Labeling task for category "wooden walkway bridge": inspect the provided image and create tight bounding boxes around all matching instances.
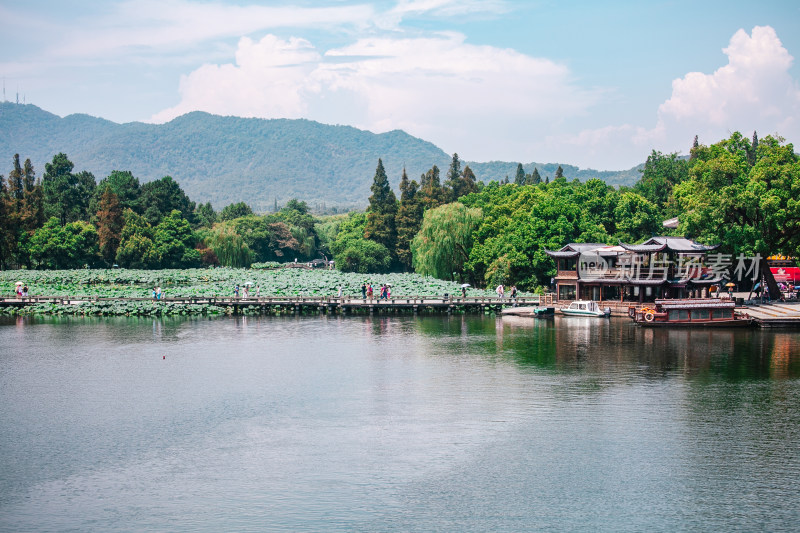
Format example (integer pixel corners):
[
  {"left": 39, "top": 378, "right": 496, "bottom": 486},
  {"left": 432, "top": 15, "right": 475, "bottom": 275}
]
[{"left": 0, "top": 294, "right": 556, "bottom": 315}]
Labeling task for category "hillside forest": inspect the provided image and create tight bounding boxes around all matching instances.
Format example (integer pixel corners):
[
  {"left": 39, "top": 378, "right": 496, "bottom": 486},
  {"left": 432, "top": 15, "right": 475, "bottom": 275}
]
[{"left": 0, "top": 131, "right": 797, "bottom": 291}]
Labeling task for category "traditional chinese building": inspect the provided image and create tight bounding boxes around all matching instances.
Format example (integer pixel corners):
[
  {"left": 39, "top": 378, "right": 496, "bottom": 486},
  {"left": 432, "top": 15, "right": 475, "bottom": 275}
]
[{"left": 546, "top": 236, "right": 725, "bottom": 302}]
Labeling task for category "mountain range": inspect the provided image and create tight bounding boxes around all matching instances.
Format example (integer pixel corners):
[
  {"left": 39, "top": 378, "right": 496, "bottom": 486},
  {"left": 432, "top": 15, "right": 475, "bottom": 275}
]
[{"left": 0, "top": 102, "right": 642, "bottom": 212}]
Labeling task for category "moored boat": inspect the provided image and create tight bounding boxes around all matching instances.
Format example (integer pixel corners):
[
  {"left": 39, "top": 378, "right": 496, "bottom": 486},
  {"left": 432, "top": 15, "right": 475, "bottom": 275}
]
[
  {"left": 560, "top": 300, "right": 611, "bottom": 317},
  {"left": 629, "top": 299, "right": 753, "bottom": 327}
]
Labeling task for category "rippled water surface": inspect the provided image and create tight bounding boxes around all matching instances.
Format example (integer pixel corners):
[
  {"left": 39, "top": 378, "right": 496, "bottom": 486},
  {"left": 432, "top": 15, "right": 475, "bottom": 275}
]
[{"left": 1, "top": 314, "right": 799, "bottom": 532}]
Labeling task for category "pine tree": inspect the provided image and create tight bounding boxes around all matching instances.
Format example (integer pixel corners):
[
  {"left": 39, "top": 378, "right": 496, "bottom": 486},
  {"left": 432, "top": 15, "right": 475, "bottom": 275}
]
[
  {"left": 690, "top": 135, "right": 700, "bottom": 160},
  {"left": 445, "top": 153, "right": 461, "bottom": 187},
  {"left": 452, "top": 165, "right": 479, "bottom": 199},
  {"left": 419, "top": 165, "right": 446, "bottom": 209},
  {"left": 8, "top": 154, "right": 24, "bottom": 206},
  {"left": 21, "top": 177, "right": 44, "bottom": 232},
  {"left": 395, "top": 168, "right": 423, "bottom": 271},
  {"left": 531, "top": 167, "right": 542, "bottom": 185},
  {"left": 514, "top": 163, "right": 526, "bottom": 185},
  {"left": 364, "top": 159, "right": 398, "bottom": 258},
  {"left": 749, "top": 131, "right": 759, "bottom": 166},
  {"left": 555, "top": 165, "right": 564, "bottom": 179},
  {"left": 0, "top": 172, "right": 14, "bottom": 269}
]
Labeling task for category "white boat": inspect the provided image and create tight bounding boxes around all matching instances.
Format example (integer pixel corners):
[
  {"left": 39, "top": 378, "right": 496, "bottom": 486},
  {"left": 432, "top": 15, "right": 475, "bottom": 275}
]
[{"left": 560, "top": 300, "right": 611, "bottom": 317}]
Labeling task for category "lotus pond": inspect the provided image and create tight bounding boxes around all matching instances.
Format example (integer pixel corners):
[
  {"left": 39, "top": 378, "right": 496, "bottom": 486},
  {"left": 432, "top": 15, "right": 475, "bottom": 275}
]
[{"left": 0, "top": 268, "right": 513, "bottom": 316}]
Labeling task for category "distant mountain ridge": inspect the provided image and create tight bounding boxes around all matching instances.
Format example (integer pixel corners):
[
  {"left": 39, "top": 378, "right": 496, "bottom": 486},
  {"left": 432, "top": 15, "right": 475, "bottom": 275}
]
[{"left": 0, "top": 102, "right": 642, "bottom": 211}]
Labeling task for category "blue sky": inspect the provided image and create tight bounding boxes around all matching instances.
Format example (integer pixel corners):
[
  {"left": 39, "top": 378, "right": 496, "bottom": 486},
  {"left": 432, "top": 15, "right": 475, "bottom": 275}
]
[{"left": 2, "top": 0, "right": 799, "bottom": 169}]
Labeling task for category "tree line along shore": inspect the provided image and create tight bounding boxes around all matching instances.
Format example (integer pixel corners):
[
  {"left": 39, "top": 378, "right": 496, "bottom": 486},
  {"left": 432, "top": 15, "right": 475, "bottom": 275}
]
[{"left": 1, "top": 131, "right": 797, "bottom": 293}]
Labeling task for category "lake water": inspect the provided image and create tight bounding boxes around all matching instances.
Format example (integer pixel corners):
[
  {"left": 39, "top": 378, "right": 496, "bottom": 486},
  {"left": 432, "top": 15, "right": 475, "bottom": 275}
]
[{"left": 1, "top": 314, "right": 799, "bottom": 532}]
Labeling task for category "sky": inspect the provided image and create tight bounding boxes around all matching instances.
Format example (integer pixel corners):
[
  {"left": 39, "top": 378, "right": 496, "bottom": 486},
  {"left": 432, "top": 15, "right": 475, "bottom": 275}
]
[{"left": 2, "top": 0, "right": 799, "bottom": 170}]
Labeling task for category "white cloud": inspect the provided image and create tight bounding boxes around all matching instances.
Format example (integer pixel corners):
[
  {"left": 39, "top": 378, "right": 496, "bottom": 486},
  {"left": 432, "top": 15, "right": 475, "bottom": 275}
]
[
  {"left": 47, "top": 0, "right": 375, "bottom": 62},
  {"left": 151, "top": 35, "right": 321, "bottom": 121},
  {"left": 151, "top": 30, "right": 600, "bottom": 162},
  {"left": 546, "top": 26, "right": 800, "bottom": 169}
]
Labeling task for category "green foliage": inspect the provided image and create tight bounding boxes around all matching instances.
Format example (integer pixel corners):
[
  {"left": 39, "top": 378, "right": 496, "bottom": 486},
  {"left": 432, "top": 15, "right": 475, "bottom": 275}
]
[
  {"left": 613, "top": 191, "right": 660, "bottom": 243},
  {"left": 195, "top": 201, "right": 217, "bottom": 227},
  {"left": 395, "top": 169, "right": 423, "bottom": 271},
  {"left": 152, "top": 210, "right": 200, "bottom": 268},
  {"left": 115, "top": 209, "right": 158, "bottom": 269},
  {"left": 364, "top": 159, "right": 398, "bottom": 258},
  {"left": 201, "top": 223, "right": 251, "bottom": 267},
  {"left": 96, "top": 188, "right": 124, "bottom": 265},
  {"left": 96, "top": 170, "right": 142, "bottom": 213},
  {"left": 675, "top": 132, "right": 800, "bottom": 257},
  {"left": 335, "top": 237, "right": 391, "bottom": 273},
  {"left": 141, "top": 175, "right": 196, "bottom": 226},
  {"left": 42, "top": 153, "right": 96, "bottom": 225},
  {"left": 460, "top": 179, "right": 629, "bottom": 289},
  {"left": 634, "top": 150, "right": 689, "bottom": 217},
  {"left": 220, "top": 201, "right": 253, "bottom": 221},
  {"left": 332, "top": 211, "right": 391, "bottom": 273},
  {"left": 28, "top": 218, "right": 100, "bottom": 269},
  {"left": 411, "top": 203, "right": 482, "bottom": 281}
]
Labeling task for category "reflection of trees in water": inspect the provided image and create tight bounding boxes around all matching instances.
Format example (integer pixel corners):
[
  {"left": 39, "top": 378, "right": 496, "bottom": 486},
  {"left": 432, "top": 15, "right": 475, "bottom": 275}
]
[{"left": 499, "top": 316, "right": 800, "bottom": 382}]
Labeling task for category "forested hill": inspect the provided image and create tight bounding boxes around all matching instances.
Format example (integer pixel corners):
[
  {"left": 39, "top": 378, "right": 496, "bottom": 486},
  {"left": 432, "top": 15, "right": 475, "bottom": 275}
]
[{"left": 0, "top": 102, "right": 641, "bottom": 210}]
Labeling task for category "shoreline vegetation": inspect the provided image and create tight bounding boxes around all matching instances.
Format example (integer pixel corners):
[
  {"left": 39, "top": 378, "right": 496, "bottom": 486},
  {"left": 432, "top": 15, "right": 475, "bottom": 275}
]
[
  {"left": 1, "top": 131, "right": 798, "bottom": 301},
  {"left": 0, "top": 267, "right": 508, "bottom": 317}
]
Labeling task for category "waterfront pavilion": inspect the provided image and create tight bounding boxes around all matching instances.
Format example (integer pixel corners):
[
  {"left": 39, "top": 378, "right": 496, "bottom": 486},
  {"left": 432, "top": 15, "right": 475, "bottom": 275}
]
[{"left": 546, "top": 237, "right": 724, "bottom": 303}]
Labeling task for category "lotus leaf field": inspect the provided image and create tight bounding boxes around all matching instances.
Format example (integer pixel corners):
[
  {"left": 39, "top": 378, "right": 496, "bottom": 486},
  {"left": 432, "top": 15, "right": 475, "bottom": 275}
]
[{"left": 0, "top": 268, "right": 512, "bottom": 317}]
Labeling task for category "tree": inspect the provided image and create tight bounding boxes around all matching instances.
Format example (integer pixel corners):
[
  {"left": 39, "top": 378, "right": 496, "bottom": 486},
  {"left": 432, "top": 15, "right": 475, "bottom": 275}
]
[
  {"left": 363, "top": 159, "right": 397, "bottom": 260},
  {"left": 443, "top": 153, "right": 462, "bottom": 200},
  {"left": 411, "top": 202, "right": 482, "bottom": 281},
  {"left": 40, "top": 153, "right": 96, "bottom": 225},
  {"left": 633, "top": 150, "right": 689, "bottom": 216},
  {"left": 335, "top": 237, "right": 391, "bottom": 273},
  {"left": 419, "top": 165, "right": 447, "bottom": 209},
  {"left": 675, "top": 132, "right": 800, "bottom": 297},
  {"left": 96, "top": 170, "right": 142, "bottom": 213},
  {"left": 331, "top": 212, "right": 391, "bottom": 273},
  {"left": 20, "top": 158, "right": 44, "bottom": 231},
  {"left": 220, "top": 201, "right": 254, "bottom": 221},
  {"left": 195, "top": 202, "right": 217, "bottom": 227},
  {"left": 749, "top": 131, "right": 759, "bottom": 167},
  {"left": 395, "top": 168, "right": 423, "bottom": 271},
  {"left": 531, "top": 168, "right": 542, "bottom": 185},
  {"left": 115, "top": 209, "right": 158, "bottom": 269},
  {"left": 0, "top": 172, "right": 14, "bottom": 268},
  {"left": 514, "top": 163, "right": 526, "bottom": 185},
  {"left": 28, "top": 218, "right": 100, "bottom": 269},
  {"left": 452, "top": 165, "right": 479, "bottom": 199},
  {"left": 613, "top": 192, "right": 660, "bottom": 243},
  {"left": 204, "top": 223, "right": 253, "bottom": 267},
  {"left": 141, "top": 176, "right": 196, "bottom": 226},
  {"left": 554, "top": 165, "right": 564, "bottom": 179},
  {"left": 96, "top": 187, "right": 124, "bottom": 265},
  {"left": 152, "top": 210, "right": 200, "bottom": 268},
  {"left": 7, "top": 154, "right": 24, "bottom": 208}
]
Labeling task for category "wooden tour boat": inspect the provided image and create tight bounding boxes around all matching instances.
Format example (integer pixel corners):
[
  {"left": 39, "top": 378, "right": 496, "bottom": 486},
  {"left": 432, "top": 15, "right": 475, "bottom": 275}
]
[{"left": 629, "top": 299, "right": 753, "bottom": 327}]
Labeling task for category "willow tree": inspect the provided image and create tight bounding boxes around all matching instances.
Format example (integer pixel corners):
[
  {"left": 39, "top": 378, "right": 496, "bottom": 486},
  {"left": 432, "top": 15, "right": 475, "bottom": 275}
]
[
  {"left": 411, "top": 202, "right": 482, "bottom": 281},
  {"left": 206, "top": 223, "right": 253, "bottom": 268}
]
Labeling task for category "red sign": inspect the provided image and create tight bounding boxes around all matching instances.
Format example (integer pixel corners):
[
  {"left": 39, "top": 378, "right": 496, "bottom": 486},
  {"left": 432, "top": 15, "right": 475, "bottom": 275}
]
[{"left": 771, "top": 267, "right": 800, "bottom": 285}]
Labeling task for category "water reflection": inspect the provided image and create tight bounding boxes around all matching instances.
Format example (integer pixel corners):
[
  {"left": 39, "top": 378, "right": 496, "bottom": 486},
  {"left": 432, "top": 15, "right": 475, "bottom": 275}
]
[{"left": 496, "top": 315, "right": 800, "bottom": 381}]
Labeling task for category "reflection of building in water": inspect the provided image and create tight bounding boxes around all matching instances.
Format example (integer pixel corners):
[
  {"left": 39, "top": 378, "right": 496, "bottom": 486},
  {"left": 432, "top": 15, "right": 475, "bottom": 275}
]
[{"left": 768, "top": 333, "right": 800, "bottom": 379}]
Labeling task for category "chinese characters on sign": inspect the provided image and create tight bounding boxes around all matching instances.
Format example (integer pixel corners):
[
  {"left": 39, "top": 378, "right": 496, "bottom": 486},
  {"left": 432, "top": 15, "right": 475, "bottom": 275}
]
[{"left": 578, "top": 253, "right": 762, "bottom": 282}]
